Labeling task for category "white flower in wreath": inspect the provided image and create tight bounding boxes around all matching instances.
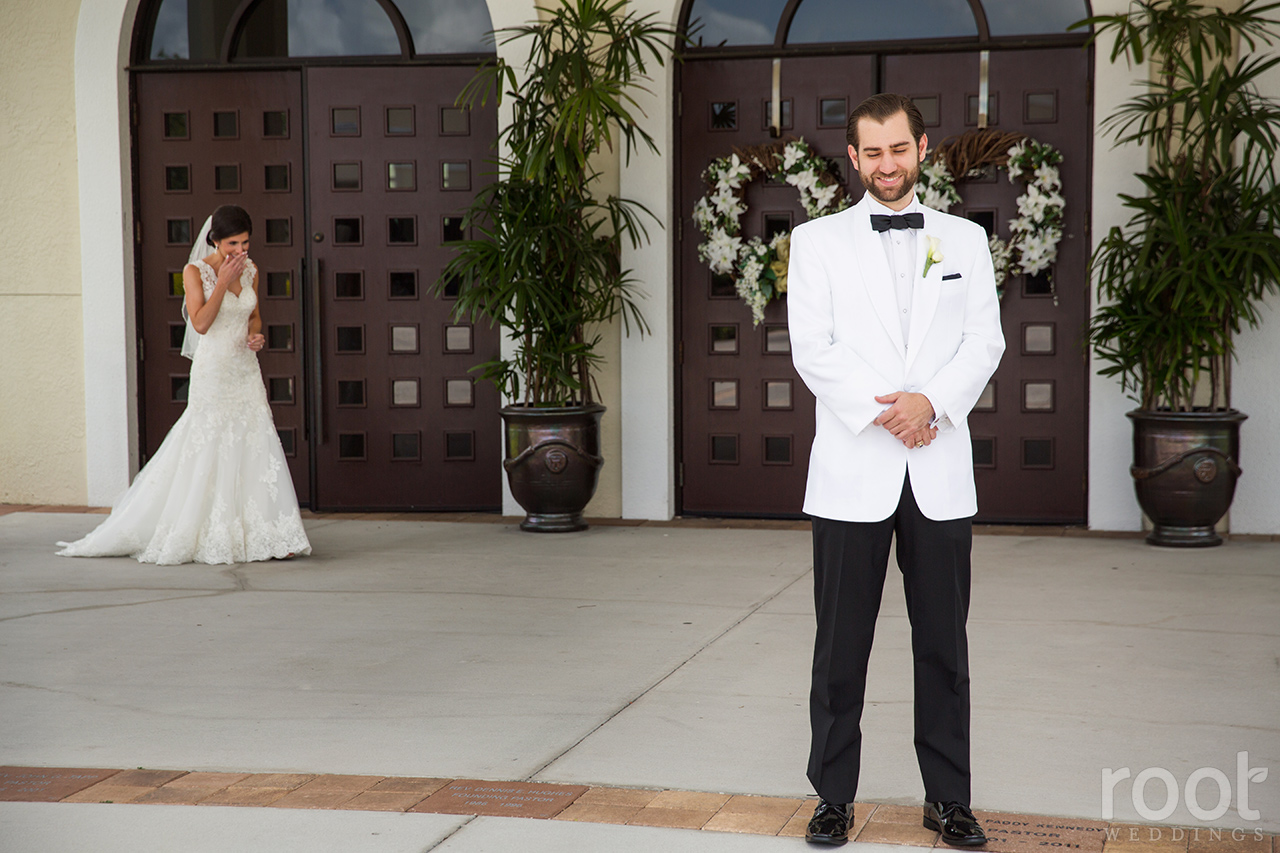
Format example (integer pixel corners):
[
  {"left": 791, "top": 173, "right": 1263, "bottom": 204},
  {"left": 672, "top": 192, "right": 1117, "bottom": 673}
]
[
  {"left": 782, "top": 143, "right": 807, "bottom": 171},
  {"left": 1024, "top": 185, "right": 1065, "bottom": 226},
  {"left": 787, "top": 169, "right": 818, "bottom": 194},
  {"left": 692, "top": 196, "right": 715, "bottom": 232},
  {"left": 1016, "top": 184, "right": 1051, "bottom": 221},
  {"left": 710, "top": 185, "right": 735, "bottom": 213},
  {"left": 810, "top": 182, "right": 840, "bottom": 211},
  {"left": 702, "top": 231, "right": 743, "bottom": 274},
  {"left": 1034, "top": 163, "right": 1061, "bottom": 189},
  {"left": 917, "top": 185, "right": 949, "bottom": 213},
  {"left": 917, "top": 159, "right": 960, "bottom": 211},
  {"left": 1018, "top": 230, "right": 1060, "bottom": 276},
  {"left": 721, "top": 154, "right": 752, "bottom": 189},
  {"left": 1006, "top": 142, "right": 1028, "bottom": 180},
  {"left": 737, "top": 250, "right": 770, "bottom": 325},
  {"left": 989, "top": 234, "right": 1013, "bottom": 291}
]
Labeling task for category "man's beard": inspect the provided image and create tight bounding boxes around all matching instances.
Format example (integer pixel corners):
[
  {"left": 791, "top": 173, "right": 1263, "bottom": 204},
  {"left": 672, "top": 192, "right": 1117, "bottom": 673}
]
[{"left": 859, "top": 160, "right": 920, "bottom": 204}]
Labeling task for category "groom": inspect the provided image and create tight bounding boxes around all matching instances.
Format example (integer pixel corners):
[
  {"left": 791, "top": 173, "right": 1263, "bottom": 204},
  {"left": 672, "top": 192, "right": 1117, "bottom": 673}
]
[{"left": 787, "top": 94, "right": 1005, "bottom": 846}]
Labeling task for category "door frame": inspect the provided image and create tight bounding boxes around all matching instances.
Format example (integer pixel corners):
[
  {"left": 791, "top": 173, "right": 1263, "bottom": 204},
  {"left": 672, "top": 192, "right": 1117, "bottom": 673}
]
[
  {"left": 670, "top": 3, "right": 1097, "bottom": 519},
  {"left": 67, "top": 0, "right": 539, "bottom": 507}
]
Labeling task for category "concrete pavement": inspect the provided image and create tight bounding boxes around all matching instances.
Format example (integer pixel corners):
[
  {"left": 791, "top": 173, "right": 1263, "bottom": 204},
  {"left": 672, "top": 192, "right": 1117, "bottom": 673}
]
[{"left": 1, "top": 510, "right": 1277, "bottom": 850}]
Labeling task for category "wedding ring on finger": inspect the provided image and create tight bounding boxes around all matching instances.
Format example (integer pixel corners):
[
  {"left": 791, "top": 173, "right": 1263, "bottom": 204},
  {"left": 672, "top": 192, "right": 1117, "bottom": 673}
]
[{"left": 915, "top": 441, "right": 925, "bottom": 448}]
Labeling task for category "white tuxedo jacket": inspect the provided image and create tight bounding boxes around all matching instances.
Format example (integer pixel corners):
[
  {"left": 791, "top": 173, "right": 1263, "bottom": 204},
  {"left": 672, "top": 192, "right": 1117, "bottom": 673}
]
[{"left": 788, "top": 195, "right": 1005, "bottom": 522}]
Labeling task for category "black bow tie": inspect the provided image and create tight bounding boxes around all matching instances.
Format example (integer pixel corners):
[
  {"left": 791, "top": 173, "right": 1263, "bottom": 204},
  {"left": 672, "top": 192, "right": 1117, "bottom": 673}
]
[{"left": 870, "top": 212, "right": 925, "bottom": 232}]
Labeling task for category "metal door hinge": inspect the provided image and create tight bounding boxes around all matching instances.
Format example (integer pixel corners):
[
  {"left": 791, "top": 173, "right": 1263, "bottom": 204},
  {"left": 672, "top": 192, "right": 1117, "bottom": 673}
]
[
  {"left": 135, "top": 220, "right": 142, "bottom": 244},
  {"left": 137, "top": 337, "right": 145, "bottom": 362},
  {"left": 131, "top": 102, "right": 139, "bottom": 127},
  {"left": 678, "top": 462, "right": 684, "bottom": 488},
  {"left": 677, "top": 92, "right": 682, "bottom": 118},
  {"left": 678, "top": 341, "right": 684, "bottom": 365}
]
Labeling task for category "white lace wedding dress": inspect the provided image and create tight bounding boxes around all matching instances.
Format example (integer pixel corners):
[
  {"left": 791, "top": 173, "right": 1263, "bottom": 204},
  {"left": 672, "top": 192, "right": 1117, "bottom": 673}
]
[{"left": 58, "top": 259, "right": 311, "bottom": 565}]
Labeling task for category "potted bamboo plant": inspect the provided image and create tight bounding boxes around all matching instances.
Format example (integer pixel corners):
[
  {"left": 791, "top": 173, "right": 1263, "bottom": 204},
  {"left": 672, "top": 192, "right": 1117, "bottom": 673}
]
[
  {"left": 439, "top": 0, "right": 680, "bottom": 532},
  {"left": 1078, "top": 0, "right": 1280, "bottom": 546}
]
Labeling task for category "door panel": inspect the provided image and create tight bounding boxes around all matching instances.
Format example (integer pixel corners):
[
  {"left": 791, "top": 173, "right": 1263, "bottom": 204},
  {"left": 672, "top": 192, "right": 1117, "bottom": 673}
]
[
  {"left": 305, "top": 66, "right": 501, "bottom": 510},
  {"left": 678, "top": 56, "right": 875, "bottom": 516},
  {"left": 883, "top": 48, "right": 1090, "bottom": 523},
  {"left": 677, "top": 48, "right": 1090, "bottom": 522},
  {"left": 135, "top": 65, "right": 501, "bottom": 511},
  {"left": 135, "top": 70, "right": 310, "bottom": 501}
]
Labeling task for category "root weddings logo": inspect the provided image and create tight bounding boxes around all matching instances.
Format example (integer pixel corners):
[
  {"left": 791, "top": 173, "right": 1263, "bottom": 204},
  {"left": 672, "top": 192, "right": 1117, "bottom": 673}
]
[{"left": 1102, "top": 752, "right": 1269, "bottom": 823}]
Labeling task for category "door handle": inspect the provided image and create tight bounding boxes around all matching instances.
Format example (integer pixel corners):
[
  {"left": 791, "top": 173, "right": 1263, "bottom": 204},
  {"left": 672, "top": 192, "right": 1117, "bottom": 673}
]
[
  {"left": 309, "top": 256, "right": 326, "bottom": 444},
  {"left": 299, "top": 257, "right": 308, "bottom": 443}
]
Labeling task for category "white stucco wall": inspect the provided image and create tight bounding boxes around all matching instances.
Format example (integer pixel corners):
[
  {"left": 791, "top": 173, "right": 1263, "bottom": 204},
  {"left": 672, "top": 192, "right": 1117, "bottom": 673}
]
[
  {"left": 619, "top": 0, "right": 679, "bottom": 520},
  {"left": 75, "top": 0, "right": 143, "bottom": 507},
  {"left": 0, "top": 0, "right": 89, "bottom": 505},
  {"left": 1229, "top": 36, "right": 1280, "bottom": 535},
  {"left": 1085, "top": 0, "right": 1149, "bottom": 532}
]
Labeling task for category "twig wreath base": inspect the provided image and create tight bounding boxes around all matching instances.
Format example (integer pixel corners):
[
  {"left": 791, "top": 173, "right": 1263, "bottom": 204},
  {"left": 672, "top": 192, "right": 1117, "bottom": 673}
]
[{"left": 693, "top": 129, "right": 1065, "bottom": 321}]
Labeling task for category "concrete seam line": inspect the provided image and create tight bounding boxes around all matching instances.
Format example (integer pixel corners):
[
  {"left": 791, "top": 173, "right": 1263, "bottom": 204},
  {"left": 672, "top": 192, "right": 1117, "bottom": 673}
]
[
  {"left": 422, "top": 814, "right": 478, "bottom": 852},
  {"left": 0, "top": 591, "right": 232, "bottom": 624},
  {"left": 523, "top": 566, "right": 813, "bottom": 783}
]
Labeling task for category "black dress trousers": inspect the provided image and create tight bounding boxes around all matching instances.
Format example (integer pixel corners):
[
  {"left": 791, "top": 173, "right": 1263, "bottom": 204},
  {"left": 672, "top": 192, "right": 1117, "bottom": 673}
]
[{"left": 807, "top": 472, "right": 973, "bottom": 805}]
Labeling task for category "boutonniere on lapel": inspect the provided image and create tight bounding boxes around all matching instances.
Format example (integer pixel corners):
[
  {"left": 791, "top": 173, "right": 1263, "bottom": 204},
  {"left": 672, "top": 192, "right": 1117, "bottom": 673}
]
[{"left": 923, "top": 235, "right": 943, "bottom": 278}]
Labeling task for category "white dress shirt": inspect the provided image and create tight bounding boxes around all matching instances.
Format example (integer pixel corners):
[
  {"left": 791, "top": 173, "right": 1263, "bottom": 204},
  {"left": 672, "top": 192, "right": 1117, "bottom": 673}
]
[
  {"left": 865, "top": 194, "right": 925, "bottom": 342},
  {"left": 864, "top": 194, "right": 946, "bottom": 429}
]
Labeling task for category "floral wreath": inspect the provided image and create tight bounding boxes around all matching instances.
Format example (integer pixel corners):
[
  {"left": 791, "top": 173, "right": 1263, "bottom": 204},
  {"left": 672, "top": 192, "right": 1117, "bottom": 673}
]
[
  {"left": 917, "top": 129, "right": 1065, "bottom": 302},
  {"left": 693, "top": 138, "right": 849, "bottom": 326},
  {"left": 693, "top": 130, "right": 1064, "bottom": 322}
]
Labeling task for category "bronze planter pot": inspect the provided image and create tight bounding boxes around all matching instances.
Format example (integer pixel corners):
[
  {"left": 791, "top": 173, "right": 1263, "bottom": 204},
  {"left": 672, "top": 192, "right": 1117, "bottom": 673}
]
[
  {"left": 501, "top": 404, "right": 605, "bottom": 532},
  {"left": 1128, "top": 409, "right": 1247, "bottom": 547}
]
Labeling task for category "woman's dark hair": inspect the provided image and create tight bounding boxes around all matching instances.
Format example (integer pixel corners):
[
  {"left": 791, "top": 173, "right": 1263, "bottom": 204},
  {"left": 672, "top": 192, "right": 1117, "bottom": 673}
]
[{"left": 206, "top": 204, "right": 253, "bottom": 246}]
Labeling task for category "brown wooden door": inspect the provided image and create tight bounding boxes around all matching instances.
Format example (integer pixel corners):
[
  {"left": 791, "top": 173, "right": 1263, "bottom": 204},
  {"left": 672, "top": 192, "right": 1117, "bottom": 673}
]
[
  {"left": 678, "top": 56, "right": 875, "bottom": 516},
  {"left": 305, "top": 66, "right": 501, "bottom": 510},
  {"left": 882, "top": 48, "right": 1090, "bottom": 523},
  {"left": 135, "top": 70, "right": 310, "bottom": 501},
  {"left": 677, "top": 48, "right": 1089, "bottom": 522},
  {"left": 135, "top": 65, "right": 501, "bottom": 511}
]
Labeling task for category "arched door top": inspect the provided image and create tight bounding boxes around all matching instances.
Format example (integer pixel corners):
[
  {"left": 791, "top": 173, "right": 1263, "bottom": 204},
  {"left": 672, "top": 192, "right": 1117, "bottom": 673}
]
[
  {"left": 681, "top": 0, "right": 1091, "bottom": 51},
  {"left": 139, "top": 0, "right": 495, "bottom": 64}
]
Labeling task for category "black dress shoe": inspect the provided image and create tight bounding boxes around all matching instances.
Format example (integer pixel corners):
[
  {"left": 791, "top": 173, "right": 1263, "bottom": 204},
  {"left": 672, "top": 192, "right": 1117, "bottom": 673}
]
[
  {"left": 924, "top": 801, "right": 987, "bottom": 847},
  {"left": 806, "top": 799, "right": 852, "bottom": 845}
]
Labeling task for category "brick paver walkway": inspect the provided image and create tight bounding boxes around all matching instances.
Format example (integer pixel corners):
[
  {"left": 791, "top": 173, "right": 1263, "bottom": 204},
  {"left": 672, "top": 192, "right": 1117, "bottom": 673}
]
[{"left": 1, "top": 767, "right": 1274, "bottom": 852}]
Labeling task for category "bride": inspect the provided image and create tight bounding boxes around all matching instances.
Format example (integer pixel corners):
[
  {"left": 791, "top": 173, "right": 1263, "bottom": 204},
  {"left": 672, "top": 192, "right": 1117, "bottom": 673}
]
[{"left": 58, "top": 205, "right": 311, "bottom": 565}]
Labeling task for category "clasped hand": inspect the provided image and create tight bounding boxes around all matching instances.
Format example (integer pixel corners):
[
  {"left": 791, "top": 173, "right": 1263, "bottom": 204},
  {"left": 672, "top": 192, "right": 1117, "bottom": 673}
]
[
  {"left": 246, "top": 333, "right": 265, "bottom": 352},
  {"left": 873, "top": 391, "right": 937, "bottom": 448}
]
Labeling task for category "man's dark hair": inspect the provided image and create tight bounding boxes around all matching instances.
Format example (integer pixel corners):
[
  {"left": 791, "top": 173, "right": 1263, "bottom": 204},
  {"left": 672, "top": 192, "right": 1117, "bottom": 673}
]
[
  {"left": 207, "top": 204, "right": 253, "bottom": 245},
  {"left": 846, "top": 93, "right": 925, "bottom": 150}
]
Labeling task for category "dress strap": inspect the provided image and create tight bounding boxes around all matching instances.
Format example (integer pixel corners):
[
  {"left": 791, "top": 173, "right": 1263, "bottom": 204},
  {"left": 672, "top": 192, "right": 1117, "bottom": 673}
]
[{"left": 191, "top": 258, "right": 217, "bottom": 297}]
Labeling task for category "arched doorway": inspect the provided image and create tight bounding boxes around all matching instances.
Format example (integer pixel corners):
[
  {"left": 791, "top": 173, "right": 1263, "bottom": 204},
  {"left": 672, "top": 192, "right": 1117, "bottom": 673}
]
[
  {"left": 130, "top": 0, "right": 502, "bottom": 511},
  {"left": 675, "top": 0, "right": 1093, "bottom": 523}
]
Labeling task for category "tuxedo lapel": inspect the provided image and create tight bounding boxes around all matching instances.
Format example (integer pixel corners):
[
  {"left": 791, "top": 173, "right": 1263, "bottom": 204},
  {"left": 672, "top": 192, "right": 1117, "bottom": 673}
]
[
  {"left": 850, "top": 199, "right": 906, "bottom": 357},
  {"left": 906, "top": 220, "right": 943, "bottom": 372}
]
